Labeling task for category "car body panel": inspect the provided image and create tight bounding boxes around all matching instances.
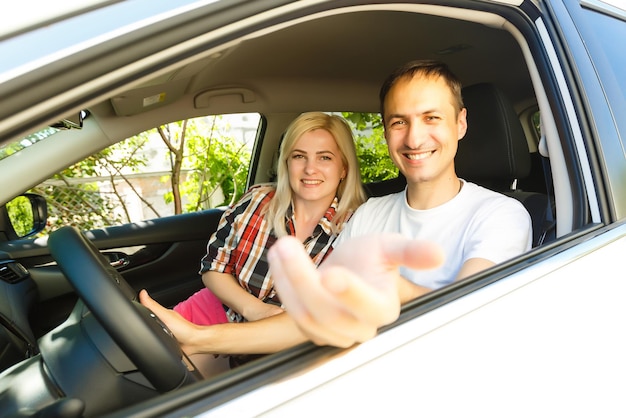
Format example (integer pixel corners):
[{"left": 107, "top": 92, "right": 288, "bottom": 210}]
[
  {"left": 543, "top": 0, "right": 626, "bottom": 223},
  {"left": 161, "top": 222, "right": 626, "bottom": 417},
  {"left": 563, "top": 0, "right": 626, "bottom": 220}
]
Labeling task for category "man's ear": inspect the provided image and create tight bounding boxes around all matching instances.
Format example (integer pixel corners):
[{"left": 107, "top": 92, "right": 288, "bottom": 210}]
[{"left": 457, "top": 108, "right": 468, "bottom": 140}]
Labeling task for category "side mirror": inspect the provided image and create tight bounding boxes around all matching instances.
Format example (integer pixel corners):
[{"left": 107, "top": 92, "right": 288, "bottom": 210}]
[{"left": 5, "top": 194, "right": 48, "bottom": 238}]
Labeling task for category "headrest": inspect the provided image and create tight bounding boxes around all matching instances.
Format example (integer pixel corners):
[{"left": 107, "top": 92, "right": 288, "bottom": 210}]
[{"left": 456, "top": 83, "right": 530, "bottom": 190}]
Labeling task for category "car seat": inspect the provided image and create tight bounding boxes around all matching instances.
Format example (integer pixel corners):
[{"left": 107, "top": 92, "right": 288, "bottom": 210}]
[
  {"left": 365, "top": 82, "right": 555, "bottom": 247},
  {"left": 0, "top": 265, "right": 38, "bottom": 372},
  {"left": 456, "top": 82, "right": 554, "bottom": 246}
]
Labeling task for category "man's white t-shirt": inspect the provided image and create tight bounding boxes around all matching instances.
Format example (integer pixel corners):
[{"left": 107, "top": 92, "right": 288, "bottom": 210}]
[{"left": 335, "top": 180, "right": 532, "bottom": 290}]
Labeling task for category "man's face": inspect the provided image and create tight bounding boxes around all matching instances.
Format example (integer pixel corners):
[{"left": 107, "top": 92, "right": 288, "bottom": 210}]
[{"left": 383, "top": 75, "right": 467, "bottom": 186}]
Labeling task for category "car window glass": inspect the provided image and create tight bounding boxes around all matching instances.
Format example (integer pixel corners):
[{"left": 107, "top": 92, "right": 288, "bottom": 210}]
[
  {"left": 28, "top": 113, "right": 260, "bottom": 235},
  {"left": 0, "top": 127, "right": 60, "bottom": 161},
  {"left": 574, "top": 1, "right": 626, "bottom": 147}
]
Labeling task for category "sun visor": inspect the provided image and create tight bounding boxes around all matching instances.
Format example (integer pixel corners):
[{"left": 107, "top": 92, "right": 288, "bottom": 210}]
[{"left": 110, "top": 79, "right": 188, "bottom": 116}]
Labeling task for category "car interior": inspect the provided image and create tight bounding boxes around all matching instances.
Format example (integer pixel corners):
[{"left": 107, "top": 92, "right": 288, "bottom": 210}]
[{"left": 0, "top": 2, "right": 595, "bottom": 416}]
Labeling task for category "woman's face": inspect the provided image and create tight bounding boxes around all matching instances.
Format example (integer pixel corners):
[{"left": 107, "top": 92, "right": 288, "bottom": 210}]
[{"left": 287, "top": 128, "right": 346, "bottom": 207}]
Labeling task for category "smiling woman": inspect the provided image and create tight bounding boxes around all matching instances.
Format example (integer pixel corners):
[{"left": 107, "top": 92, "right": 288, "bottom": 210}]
[{"left": 142, "top": 112, "right": 367, "bottom": 374}]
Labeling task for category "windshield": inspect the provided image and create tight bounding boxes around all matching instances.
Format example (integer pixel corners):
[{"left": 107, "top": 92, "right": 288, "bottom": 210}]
[{"left": 0, "top": 126, "right": 60, "bottom": 161}]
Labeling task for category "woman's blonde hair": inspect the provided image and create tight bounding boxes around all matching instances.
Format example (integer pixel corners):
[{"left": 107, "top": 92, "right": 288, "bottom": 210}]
[{"left": 265, "top": 112, "right": 366, "bottom": 237}]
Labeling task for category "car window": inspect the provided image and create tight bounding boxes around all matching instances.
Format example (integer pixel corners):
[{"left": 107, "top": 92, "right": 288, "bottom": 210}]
[
  {"left": 572, "top": 0, "right": 626, "bottom": 146},
  {"left": 23, "top": 111, "right": 394, "bottom": 236},
  {"left": 28, "top": 113, "right": 260, "bottom": 235},
  {"left": 342, "top": 112, "right": 399, "bottom": 183},
  {"left": 0, "top": 127, "right": 60, "bottom": 161}
]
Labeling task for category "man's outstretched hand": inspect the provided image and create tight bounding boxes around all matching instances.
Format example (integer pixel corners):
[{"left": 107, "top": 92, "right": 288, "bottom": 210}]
[{"left": 269, "top": 234, "right": 444, "bottom": 348}]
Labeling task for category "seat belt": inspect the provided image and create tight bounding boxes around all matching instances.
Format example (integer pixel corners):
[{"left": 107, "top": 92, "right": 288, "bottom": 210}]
[{"left": 537, "top": 136, "right": 556, "bottom": 245}]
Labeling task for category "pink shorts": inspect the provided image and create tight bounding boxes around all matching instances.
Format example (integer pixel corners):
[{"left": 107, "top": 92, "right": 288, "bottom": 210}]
[{"left": 173, "top": 288, "right": 228, "bottom": 325}]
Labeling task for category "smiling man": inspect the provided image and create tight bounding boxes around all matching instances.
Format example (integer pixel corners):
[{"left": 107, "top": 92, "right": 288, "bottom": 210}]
[{"left": 332, "top": 59, "right": 532, "bottom": 302}]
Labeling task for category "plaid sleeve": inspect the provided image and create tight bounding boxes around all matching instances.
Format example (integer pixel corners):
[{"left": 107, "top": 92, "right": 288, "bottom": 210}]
[
  {"left": 199, "top": 191, "right": 254, "bottom": 274},
  {"left": 199, "top": 186, "right": 273, "bottom": 274}
]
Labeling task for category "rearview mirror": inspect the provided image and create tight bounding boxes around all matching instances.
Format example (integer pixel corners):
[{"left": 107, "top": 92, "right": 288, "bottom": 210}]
[{"left": 50, "top": 110, "right": 89, "bottom": 130}]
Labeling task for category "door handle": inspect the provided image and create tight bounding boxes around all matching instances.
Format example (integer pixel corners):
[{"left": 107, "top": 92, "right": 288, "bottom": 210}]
[{"left": 103, "top": 251, "right": 130, "bottom": 269}]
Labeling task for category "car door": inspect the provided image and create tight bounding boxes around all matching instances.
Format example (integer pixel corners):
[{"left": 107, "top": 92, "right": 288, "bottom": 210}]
[{"left": 0, "top": 199, "right": 225, "bottom": 339}]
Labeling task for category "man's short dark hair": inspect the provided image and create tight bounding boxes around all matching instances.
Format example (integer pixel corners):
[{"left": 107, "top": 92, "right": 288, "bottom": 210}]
[{"left": 379, "top": 60, "right": 464, "bottom": 124}]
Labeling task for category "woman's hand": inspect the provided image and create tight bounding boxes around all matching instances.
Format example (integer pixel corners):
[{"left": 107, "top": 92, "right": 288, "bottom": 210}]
[{"left": 242, "top": 299, "right": 285, "bottom": 322}]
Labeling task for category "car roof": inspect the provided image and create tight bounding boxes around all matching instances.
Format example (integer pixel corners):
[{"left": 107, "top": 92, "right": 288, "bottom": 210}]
[
  {"left": 0, "top": 0, "right": 536, "bottom": 203},
  {"left": 1, "top": 1, "right": 532, "bottom": 124}
]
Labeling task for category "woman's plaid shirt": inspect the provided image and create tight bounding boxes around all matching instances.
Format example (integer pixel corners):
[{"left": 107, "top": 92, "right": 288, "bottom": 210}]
[{"left": 200, "top": 186, "right": 338, "bottom": 323}]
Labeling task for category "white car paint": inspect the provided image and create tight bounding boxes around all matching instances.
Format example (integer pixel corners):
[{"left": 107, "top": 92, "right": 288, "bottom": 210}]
[{"left": 203, "top": 223, "right": 626, "bottom": 417}]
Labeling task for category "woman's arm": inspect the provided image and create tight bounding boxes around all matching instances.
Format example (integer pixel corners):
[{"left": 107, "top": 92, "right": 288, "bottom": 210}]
[
  {"left": 202, "top": 271, "right": 283, "bottom": 321},
  {"left": 140, "top": 233, "right": 444, "bottom": 354},
  {"left": 140, "top": 290, "right": 304, "bottom": 354}
]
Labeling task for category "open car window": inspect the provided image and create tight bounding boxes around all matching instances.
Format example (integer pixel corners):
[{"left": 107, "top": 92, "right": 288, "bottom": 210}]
[
  {"left": 22, "top": 112, "right": 397, "bottom": 235},
  {"left": 24, "top": 114, "right": 259, "bottom": 234}
]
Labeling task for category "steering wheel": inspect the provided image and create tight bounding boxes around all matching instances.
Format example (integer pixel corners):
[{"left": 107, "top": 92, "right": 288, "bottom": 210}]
[{"left": 48, "top": 226, "right": 198, "bottom": 392}]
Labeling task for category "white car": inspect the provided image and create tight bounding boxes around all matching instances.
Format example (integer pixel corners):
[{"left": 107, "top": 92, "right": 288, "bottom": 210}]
[{"left": 0, "top": 0, "right": 625, "bottom": 416}]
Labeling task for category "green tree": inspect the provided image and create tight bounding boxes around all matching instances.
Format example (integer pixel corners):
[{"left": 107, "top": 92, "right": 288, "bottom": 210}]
[
  {"left": 157, "top": 120, "right": 189, "bottom": 214},
  {"left": 92, "top": 133, "right": 159, "bottom": 220},
  {"left": 342, "top": 112, "right": 398, "bottom": 182},
  {"left": 18, "top": 116, "right": 252, "bottom": 235},
  {"left": 32, "top": 136, "right": 151, "bottom": 231},
  {"left": 162, "top": 116, "right": 250, "bottom": 212},
  {"left": 23, "top": 112, "right": 393, "bottom": 236}
]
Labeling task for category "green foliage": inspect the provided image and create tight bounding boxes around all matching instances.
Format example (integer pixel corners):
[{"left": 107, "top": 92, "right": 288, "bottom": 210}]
[
  {"left": 183, "top": 135, "right": 250, "bottom": 210},
  {"left": 26, "top": 116, "right": 253, "bottom": 235},
  {"left": 160, "top": 116, "right": 251, "bottom": 212},
  {"left": 31, "top": 133, "right": 149, "bottom": 233},
  {"left": 22, "top": 112, "right": 393, "bottom": 235},
  {"left": 342, "top": 112, "right": 398, "bottom": 182},
  {"left": 532, "top": 110, "right": 541, "bottom": 137}
]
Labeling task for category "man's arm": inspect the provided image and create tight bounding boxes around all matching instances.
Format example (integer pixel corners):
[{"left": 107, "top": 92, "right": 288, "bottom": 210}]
[
  {"left": 397, "top": 275, "right": 430, "bottom": 303},
  {"left": 140, "top": 234, "right": 443, "bottom": 354},
  {"left": 455, "top": 258, "right": 495, "bottom": 281}
]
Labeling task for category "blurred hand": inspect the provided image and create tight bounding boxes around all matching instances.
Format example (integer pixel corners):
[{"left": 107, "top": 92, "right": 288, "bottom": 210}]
[{"left": 269, "top": 234, "right": 443, "bottom": 348}]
